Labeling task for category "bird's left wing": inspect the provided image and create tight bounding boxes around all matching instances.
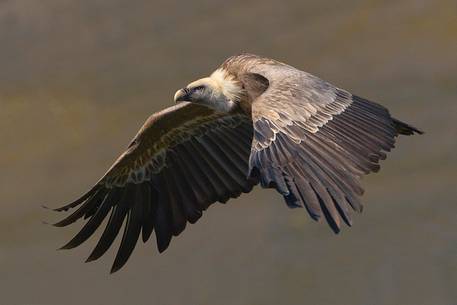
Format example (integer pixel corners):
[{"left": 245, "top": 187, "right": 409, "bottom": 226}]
[
  {"left": 238, "top": 56, "right": 422, "bottom": 233},
  {"left": 52, "top": 102, "right": 255, "bottom": 272}
]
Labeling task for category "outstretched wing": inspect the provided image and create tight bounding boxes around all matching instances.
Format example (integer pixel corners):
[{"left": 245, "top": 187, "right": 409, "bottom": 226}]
[
  {"left": 53, "top": 102, "right": 255, "bottom": 272},
  {"left": 236, "top": 55, "right": 422, "bottom": 232}
]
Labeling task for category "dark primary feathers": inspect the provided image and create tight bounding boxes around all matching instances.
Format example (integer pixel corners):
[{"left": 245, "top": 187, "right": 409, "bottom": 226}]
[
  {"left": 54, "top": 102, "right": 255, "bottom": 273},
  {"left": 52, "top": 54, "right": 422, "bottom": 272}
]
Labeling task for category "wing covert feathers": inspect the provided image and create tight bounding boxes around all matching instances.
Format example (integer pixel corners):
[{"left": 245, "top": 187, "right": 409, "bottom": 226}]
[
  {"left": 249, "top": 94, "right": 422, "bottom": 233},
  {"left": 221, "top": 54, "right": 422, "bottom": 233}
]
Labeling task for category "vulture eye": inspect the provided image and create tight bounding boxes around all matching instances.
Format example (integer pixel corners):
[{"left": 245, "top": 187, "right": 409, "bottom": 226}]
[{"left": 193, "top": 85, "right": 206, "bottom": 92}]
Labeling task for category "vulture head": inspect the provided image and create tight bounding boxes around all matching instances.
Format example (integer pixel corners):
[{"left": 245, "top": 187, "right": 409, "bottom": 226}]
[{"left": 174, "top": 69, "right": 242, "bottom": 112}]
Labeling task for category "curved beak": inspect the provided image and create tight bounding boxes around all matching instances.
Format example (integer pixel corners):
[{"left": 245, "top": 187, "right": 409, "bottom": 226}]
[{"left": 174, "top": 88, "right": 190, "bottom": 103}]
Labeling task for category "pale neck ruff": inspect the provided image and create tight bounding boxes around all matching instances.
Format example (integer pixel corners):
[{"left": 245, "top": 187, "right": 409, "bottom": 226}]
[{"left": 210, "top": 69, "right": 242, "bottom": 102}]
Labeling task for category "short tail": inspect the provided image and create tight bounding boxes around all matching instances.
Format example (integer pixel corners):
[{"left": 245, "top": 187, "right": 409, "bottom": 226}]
[{"left": 392, "top": 118, "right": 424, "bottom": 136}]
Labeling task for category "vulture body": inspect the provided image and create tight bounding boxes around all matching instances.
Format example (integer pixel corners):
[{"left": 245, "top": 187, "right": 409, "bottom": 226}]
[{"left": 52, "top": 54, "right": 422, "bottom": 272}]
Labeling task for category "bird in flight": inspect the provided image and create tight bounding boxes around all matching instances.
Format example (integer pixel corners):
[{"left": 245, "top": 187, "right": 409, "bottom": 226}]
[{"left": 51, "top": 54, "right": 422, "bottom": 273}]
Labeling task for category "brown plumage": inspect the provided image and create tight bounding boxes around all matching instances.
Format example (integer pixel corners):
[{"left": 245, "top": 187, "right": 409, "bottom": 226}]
[{"left": 51, "top": 54, "right": 423, "bottom": 272}]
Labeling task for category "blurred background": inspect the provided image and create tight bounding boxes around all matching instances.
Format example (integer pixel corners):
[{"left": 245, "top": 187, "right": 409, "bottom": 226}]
[{"left": 1, "top": 0, "right": 456, "bottom": 304}]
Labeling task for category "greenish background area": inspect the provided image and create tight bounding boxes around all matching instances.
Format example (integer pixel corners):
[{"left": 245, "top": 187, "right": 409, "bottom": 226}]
[{"left": 1, "top": 1, "right": 456, "bottom": 304}]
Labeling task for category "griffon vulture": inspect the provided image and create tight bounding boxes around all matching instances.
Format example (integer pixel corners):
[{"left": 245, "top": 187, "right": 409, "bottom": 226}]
[{"left": 51, "top": 54, "right": 423, "bottom": 272}]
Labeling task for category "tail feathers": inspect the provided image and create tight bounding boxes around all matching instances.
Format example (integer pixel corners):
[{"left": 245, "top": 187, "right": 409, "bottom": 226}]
[{"left": 392, "top": 118, "right": 424, "bottom": 136}]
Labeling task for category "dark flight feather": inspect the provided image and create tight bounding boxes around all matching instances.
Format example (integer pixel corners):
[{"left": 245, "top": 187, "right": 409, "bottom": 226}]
[{"left": 52, "top": 103, "right": 255, "bottom": 272}]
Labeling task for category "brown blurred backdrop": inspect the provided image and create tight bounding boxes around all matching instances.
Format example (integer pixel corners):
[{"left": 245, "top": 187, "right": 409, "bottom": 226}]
[{"left": 1, "top": 1, "right": 456, "bottom": 304}]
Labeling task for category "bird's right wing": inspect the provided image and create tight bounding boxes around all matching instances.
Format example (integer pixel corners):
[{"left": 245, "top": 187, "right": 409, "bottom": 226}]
[
  {"left": 239, "top": 56, "right": 422, "bottom": 232},
  {"left": 52, "top": 102, "right": 255, "bottom": 272}
]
